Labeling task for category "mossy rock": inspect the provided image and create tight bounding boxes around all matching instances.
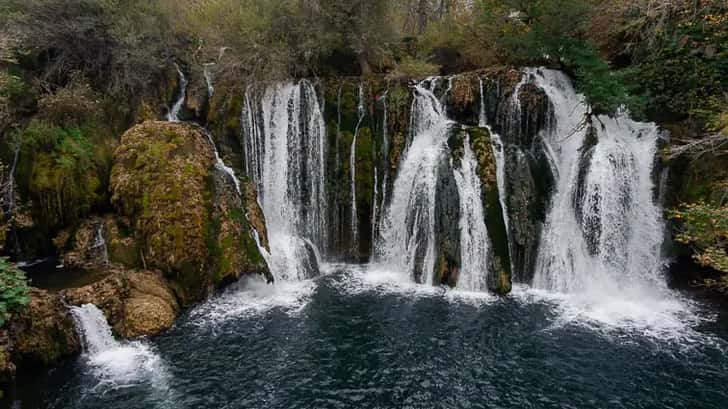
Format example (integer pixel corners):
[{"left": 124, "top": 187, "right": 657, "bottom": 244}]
[
  {"left": 9, "top": 288, "right": 80, "bottom": 366},
  {"left": 110, "top": 121, "right": 270, "bottom": 305}
]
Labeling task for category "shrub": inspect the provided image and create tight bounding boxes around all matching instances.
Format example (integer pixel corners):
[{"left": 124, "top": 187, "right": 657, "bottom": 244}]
[
  {"left": 18, "top": 120, "right": 110, "bottom": 227},
  {"left": 670, "top": 200, "right": 728, "bottom": 273},
  {"left": 389, "top": 57, "right": 440, "bottom": 79},
  {"left": 0, "top": 257, "right": 30, "bottom": 327}
]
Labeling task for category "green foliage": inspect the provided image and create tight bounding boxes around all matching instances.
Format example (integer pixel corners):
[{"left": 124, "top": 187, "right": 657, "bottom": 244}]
[
  {"left": 18, "top": 120, "right": 109, "bottom": 227},
  {"left": 389, "top": 57, "right": 440, "bottom": 79},
  {"left": 670, "top": 200, "right": 728, "bottom": 274},
  {"left": 475, "top": 0, "right": 639, "bottom": 115},
  {"left": 622, "top": 3, "right": 728, "bottom": 120},
  {"left": 0, "top": 257, "right": 30, "bottom": 327}
]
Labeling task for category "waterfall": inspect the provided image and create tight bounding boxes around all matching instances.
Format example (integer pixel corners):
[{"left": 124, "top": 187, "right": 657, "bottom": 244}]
[
  {"left": 242, "top": 80, "right": 327, "bottom": 281},
  {"left": 371, "top": 167, "right": 379, "bottom": 254},
  {"left": 375, "top": 81, "right": 453, "bottom": 284},
  {"left": 350, "top": 84, "right": 365, "bottom": 254},
  {"left": 381, "top": 91, "right": 390, "bottom": 198},
  {"left": 71, "top": 304, "right": 119, "bottom": 354},
  {"left": 70, "top": 304, "right": 168, "bottom": 387},
  {"left": 453, "top": 135, "right": 492, "bottom": 292},
  {"left": 203, "top": 63, "right": 215, "bottom": 98},
  {"left": 530, "top": 68, "right": 667, "bottom": 294},
  {"left": 167, "top": 63, "right": 187, "bottom": 122},
  {"left": 90, "top": 223, "right": 109, "bottom": 266}
]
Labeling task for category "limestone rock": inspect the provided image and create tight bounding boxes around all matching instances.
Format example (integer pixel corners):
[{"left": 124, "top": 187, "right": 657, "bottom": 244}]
[
  {"left": 9, "top": 288, "right": 80, "bottom": 366},
  {"left": 64, "top": 270, "right": 179, "bottom": 338},
  {"left": 110, "top": 121, "right": 270, "bottom": 305}
]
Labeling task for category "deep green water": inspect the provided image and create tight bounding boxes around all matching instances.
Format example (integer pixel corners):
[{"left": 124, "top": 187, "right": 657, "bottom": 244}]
[{"left": 9, "top": 265, "right": 728, "bottom": 409}]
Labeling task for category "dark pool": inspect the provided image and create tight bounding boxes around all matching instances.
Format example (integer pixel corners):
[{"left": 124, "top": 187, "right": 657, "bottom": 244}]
[{"left": 9, "top": 265, "right": 728, "bottom": 409}]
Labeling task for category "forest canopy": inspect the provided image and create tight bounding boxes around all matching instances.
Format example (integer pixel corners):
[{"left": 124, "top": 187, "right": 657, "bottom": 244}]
[{"left": 1, "top": 0, "right": 725, "bottom": 119}]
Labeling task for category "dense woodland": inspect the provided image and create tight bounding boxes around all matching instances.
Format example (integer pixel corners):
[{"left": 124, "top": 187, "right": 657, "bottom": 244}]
[{"left": 0, "top": 0, "right": 726, "bottom": 321}]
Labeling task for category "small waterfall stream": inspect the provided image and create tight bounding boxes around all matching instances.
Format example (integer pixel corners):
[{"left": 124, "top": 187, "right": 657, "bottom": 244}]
[
  {"left": 349, "top": 84, "right": 365, "bottom": 254},
  {"left": 167, "top": 63, "right": 187, "bottom": 122},
  {"left": 89, "top": 223, "right": 109, "bottom": 266},
  {"left": 70, "top": 304, "right": 167, "bottom": 387}
]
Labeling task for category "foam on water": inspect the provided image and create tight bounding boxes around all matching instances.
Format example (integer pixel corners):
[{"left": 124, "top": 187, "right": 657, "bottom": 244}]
[
  {"left": 330, "top": 264, "right": 497, "bottom": 308},
  {"left": 70, "top": 304, "right": 170, "bottom": 393},
  {"left": 189, "top": 276, "right": 316, "bottom": 328},
  {"left": 509, "top": 284, "right": 722, "bottom": 348}
]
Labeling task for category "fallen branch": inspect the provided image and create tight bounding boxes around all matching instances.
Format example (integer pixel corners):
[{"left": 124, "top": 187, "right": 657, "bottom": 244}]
[{"left": 666, "top": 132, "right": 728, "bottom": 161}]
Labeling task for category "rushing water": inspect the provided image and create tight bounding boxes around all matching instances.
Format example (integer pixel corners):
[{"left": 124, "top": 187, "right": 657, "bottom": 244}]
[
  {"left": 241, "top": 80, "right": 327, "bottom": 281},
  {"left": 454, "top": 135, "right": 492, "bottom": 292},
  {"left": 374, "top": 81, "right": 453, "bottom": 284},
  {"left": 167, "top": 63, "right": 187, "bottom": 122},
  {"left": 10, "top": 68, "right": 726, "bottom": 408},
  {"left": 11, "top": 266, "right": 728, "bottom": 409}
]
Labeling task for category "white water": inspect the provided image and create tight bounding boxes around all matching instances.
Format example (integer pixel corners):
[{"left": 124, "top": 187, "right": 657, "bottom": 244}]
[
  {"left": 167, "top": 63, "right": 187, "bottom": 122},
  {"left": 70, "top": 304, "right": 169, "bottom": 389},
  {"left": 453, "top": 135, "right": 492, "bottom": 291},
  {"left": 380, "top": 90, "right": 390, "bottom": 211},
  {"left": 350, "top": 84, "right": 365, "bottom": 253},
  {"left": 371, "top": 167, "right": 378, "bottom": 254},
  {"left": 374, "top": 81, "right": 452, "bottom": 285},
  {"left": 203, "top": 62, "right": 215, "bottom": 98},
  {"left": 522, "top": 68, "right": 696, "bottom": 335},
  {"left": 242, "top": 80, "right": 327, "bottom": 281}
]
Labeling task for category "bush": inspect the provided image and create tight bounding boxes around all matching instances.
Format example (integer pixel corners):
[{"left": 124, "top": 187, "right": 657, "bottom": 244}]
[
  {"left": 670, "top": 200, "right": 728, "bottom": 273},
  {"left": 0, "top": 257, "right": 30, "bottom": 327},
  {"left": 388, "top": 57, "right": 440, "bottom": 79},
  {"left": 18, "top": 120, "right": 110, "bottom": 227}
]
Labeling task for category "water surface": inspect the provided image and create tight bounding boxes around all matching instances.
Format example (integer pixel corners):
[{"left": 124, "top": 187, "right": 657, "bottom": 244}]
[{"left": 10, "top": 265, "right": 728, "bottom": 409}]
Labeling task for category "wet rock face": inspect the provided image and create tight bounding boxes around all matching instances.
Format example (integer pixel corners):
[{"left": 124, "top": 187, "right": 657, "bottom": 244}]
[
  {"left": 54, "top": 215, "right": 141, "bottom": 271},
  {"left": 110, "top": 121, "right": 270, "bottom": 305},
  {"left": 63, "top": 270, "right": 179, "bottom": 338},
  {"left": 9, "top": 289, "right": 80, "bottom": 367},
  {"left": 434, "top": 152, "right": 462, "bottom": 287},
  {"left": 465, "top": 127, "right": 512, "bottom": 294},
  {"left": 478, "top": 71, "right": 555, "bottom": 284}
]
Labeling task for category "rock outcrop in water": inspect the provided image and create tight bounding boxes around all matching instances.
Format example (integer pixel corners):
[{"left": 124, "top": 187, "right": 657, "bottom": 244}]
[
  {"left": 64, "top": 270, "right": 179, "bottom": 338},
  {"left": 7, "top": 289, "right": 80, "bottom": 367},
  {"left": 110, "top": 121, "right": 270, "bottom": 305}
]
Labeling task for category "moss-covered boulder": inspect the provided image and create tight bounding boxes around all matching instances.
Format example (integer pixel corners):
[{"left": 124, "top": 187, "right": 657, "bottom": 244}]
[
  {"left": 64, "top": 269, "right": 179, "bottom": 338},
  {"left": 9, "top": 288, "right": 80, "bottom": 367},
  {"left": 110, "top": 121, "right": 270, "bottom": 305}
]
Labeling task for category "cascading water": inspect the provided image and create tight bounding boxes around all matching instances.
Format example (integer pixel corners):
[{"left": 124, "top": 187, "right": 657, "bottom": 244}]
[
  {"left": 242, "top": 80, "right": 327, "bottom": 281},
  {"left": 90, "top": 223, "right": 109, "bottom": 266},
  {"left": 70, "top": 304, "right": 168, "bottom": 387},
  {"left": 203, "top": 63, "right": 215, "bottom": 98},
  {"left": 527, "top": 68, "right": 663, "bottom": 293},
  {"left": 453, "top": 135, "right": 492, "bottom": 292},
  {"left": 519, "top": 68, "right": 688, "bottom": 332},
  {"left": 349, "top": 84, "right": 365, "bottom": 254},
  {"left": 167, "top": 63, "right": 187, "bottom": 122},
  {"left": 374, "top": 81, "right": 452, "bottom": 284}
]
